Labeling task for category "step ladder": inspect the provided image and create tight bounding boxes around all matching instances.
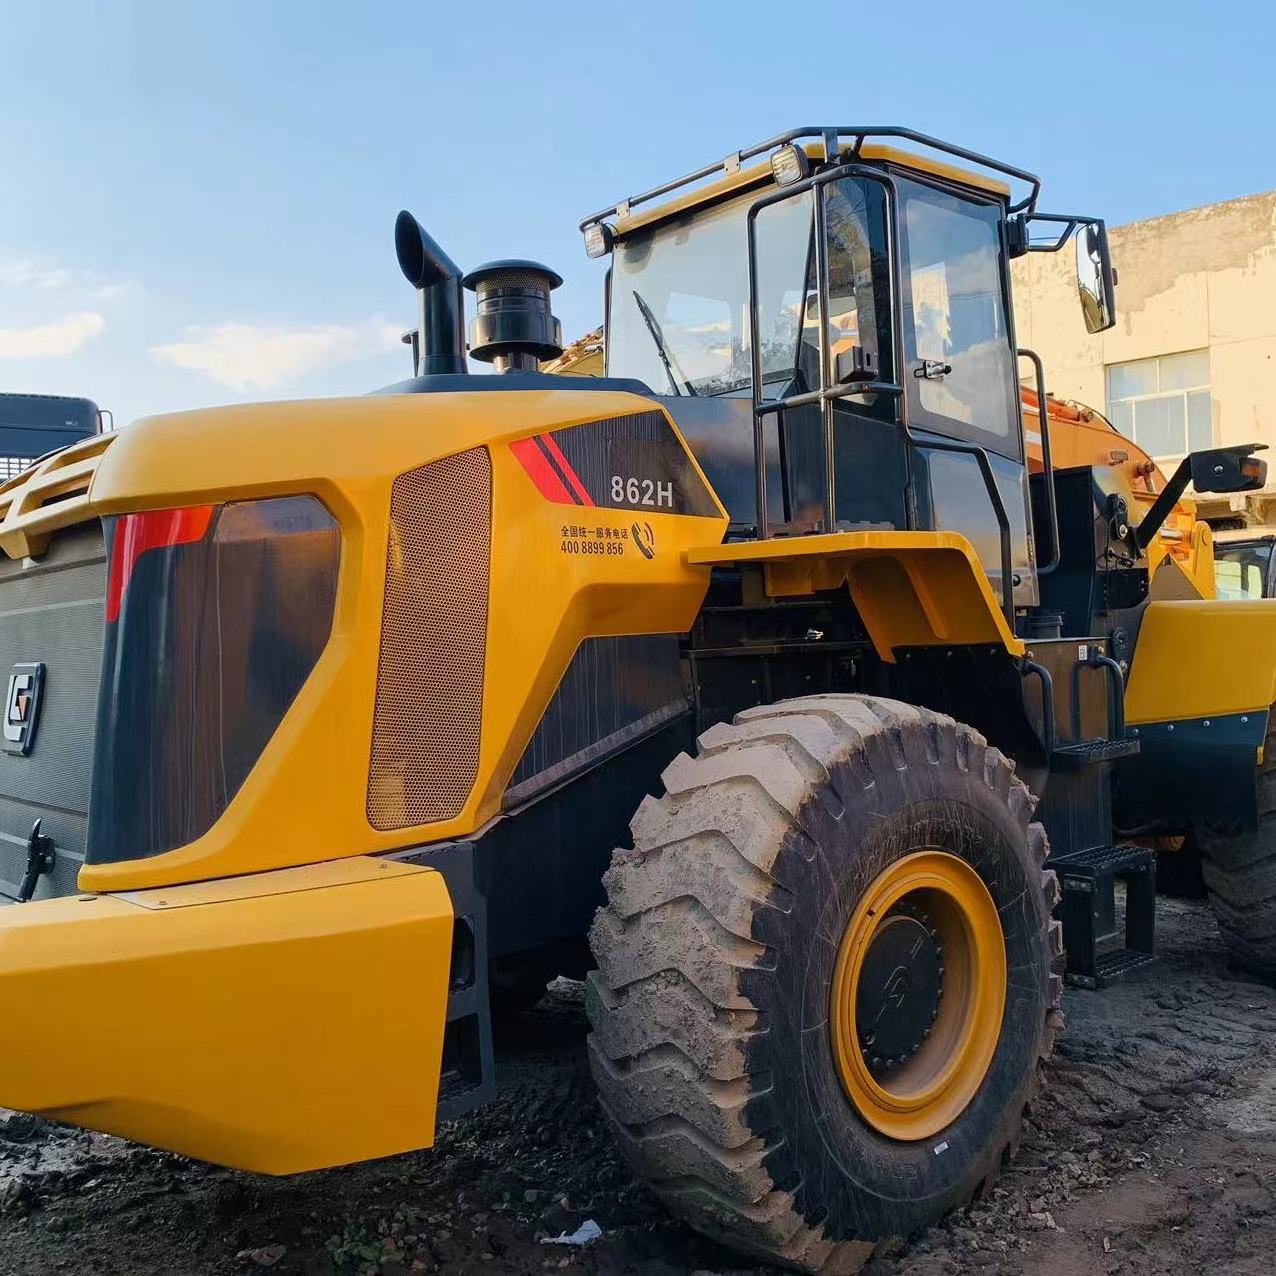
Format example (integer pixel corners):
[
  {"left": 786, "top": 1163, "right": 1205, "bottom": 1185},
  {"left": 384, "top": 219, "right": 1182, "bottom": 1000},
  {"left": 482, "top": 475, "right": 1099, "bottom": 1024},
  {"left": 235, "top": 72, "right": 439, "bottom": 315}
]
[{"left": 1047, "top": 843, "right": 1156, "bottom": 989}]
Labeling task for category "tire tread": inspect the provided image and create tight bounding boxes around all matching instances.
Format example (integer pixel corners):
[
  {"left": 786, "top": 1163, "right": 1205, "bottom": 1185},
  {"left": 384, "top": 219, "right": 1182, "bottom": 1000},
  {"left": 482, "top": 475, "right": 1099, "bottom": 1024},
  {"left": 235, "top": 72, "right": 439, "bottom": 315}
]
[{"left": 587, "top": 693, "right": 1059, "bottom": 1273}]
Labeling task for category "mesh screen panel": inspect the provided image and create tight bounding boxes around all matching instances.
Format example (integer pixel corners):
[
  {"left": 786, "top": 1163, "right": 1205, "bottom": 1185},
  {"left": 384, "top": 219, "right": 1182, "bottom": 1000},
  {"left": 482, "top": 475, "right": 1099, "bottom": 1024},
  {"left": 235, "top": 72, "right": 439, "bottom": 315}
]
[{"left": 368, "top": 448, "right": 491, "bottom": 830}]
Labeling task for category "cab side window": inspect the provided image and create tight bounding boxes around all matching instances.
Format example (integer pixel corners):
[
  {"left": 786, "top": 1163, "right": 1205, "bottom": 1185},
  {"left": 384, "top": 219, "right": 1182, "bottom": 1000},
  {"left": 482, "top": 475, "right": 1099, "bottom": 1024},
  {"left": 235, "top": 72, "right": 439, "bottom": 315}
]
[{"left": 899, "top": 177, "right": 1019, "bottom": 457}]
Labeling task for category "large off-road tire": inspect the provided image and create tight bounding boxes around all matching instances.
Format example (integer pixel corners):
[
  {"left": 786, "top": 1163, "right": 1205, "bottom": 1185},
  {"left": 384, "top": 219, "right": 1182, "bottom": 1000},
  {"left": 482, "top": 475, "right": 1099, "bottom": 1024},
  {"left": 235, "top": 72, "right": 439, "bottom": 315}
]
[
  {"left": 1199, "top": 713, "right": 1276, "bottom": 978},
  {"left": 587, "top": 695, "right": 1062, "bottom": 1273},
  {"left": 1154, "top": 833, "right": 1207, "bottom": 900}
]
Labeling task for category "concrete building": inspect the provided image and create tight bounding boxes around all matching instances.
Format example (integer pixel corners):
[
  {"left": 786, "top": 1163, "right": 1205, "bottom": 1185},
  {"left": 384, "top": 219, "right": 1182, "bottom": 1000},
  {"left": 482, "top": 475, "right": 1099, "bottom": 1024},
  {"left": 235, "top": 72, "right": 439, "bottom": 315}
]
[{"left": 1011, "top": 190, "right": 1276, "bottom": 523}]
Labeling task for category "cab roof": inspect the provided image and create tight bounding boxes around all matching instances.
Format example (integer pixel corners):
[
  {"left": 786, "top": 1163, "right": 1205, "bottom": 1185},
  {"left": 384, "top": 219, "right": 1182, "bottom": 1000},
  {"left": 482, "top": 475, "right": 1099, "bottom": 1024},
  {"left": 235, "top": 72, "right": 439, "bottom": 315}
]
[{"left": 580, "top": 126, "right": 1038, "bottom": 241}]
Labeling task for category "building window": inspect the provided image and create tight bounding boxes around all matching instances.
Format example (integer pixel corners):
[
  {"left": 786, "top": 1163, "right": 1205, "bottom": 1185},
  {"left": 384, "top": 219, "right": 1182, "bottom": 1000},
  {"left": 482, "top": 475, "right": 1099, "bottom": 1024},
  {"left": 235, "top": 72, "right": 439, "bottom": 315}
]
[{"left": 1106, "top": 350, "right": 1212, "bottom": 460}]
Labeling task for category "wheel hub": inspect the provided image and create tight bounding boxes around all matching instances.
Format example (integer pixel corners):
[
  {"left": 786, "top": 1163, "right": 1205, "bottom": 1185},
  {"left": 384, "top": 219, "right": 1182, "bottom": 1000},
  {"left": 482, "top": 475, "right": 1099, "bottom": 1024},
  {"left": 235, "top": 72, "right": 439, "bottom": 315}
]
[
  {"left": 855, "top": 905, "right": 942, "bottom": 1072},
  {"left": 829, "top": 850, "right": 1008, "bottom": 1141}
]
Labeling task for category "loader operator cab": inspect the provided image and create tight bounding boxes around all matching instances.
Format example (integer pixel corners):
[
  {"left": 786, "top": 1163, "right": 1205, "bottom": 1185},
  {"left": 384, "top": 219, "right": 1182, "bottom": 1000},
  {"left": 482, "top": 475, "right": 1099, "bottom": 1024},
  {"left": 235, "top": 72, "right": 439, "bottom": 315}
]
[{"left": 586, "top": 129, "right": 1120, "bottom": 623}]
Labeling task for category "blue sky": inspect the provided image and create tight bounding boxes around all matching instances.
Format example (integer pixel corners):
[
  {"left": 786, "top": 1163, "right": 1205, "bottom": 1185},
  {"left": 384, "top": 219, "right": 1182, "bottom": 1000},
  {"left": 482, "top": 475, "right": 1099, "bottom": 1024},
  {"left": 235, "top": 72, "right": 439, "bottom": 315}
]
[{"left": 2, "top": 1, "right": 1274, "bottom": 427}]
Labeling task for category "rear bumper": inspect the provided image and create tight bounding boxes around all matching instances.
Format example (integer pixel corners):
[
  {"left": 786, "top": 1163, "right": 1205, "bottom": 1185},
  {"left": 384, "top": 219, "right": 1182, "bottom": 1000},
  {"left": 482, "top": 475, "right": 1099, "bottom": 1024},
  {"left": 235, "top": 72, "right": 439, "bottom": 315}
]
[{"left": 0, "top": 856, "right": 452, "bottom": 1174}]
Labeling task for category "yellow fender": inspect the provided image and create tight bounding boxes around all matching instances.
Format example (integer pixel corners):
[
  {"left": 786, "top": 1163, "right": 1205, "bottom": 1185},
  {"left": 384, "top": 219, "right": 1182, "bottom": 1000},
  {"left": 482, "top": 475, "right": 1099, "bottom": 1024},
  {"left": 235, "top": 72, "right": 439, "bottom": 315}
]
[
  {"left": 0, "top": 857, "right": 452, "bottom": 1173},
  {"left": 1120, "top": 599, "right": 1276, "bottom": 832},
  {"left": 686, "top": 530, "right": 1024, "bottom": 662},
  {"left": 1126, "top": 599, "right": 1276, "bottom": 724}
]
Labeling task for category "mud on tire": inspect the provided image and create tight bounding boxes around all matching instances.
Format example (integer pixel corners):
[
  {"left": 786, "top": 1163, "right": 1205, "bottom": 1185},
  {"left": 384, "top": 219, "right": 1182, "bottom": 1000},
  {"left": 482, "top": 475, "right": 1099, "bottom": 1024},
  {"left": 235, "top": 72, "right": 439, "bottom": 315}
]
[{"left": 586, "top": 695, "right": 1062, "bottom": 1273}]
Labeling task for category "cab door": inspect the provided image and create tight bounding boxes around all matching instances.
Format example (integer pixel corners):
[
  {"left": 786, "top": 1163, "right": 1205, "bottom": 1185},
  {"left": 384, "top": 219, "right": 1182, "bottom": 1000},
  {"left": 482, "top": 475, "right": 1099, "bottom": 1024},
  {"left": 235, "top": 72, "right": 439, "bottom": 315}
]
[{"left": 894, "top": 175, "right": 1038, "bottom": 607}]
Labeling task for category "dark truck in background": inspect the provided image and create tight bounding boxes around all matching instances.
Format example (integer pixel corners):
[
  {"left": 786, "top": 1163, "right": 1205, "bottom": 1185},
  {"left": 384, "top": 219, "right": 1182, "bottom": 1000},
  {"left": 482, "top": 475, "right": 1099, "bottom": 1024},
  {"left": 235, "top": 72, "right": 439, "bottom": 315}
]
[
  {"left": 0, "top": 392, "right": 110, "bottom": 902},
  {"left": 0, "top": 392, "right": 109, "bottom": 482}
]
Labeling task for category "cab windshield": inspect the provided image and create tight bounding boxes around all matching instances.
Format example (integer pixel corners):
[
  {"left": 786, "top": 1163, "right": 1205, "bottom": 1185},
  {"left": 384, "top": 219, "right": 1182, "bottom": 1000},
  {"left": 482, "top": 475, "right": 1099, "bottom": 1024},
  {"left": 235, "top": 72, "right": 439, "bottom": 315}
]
[{"left": 607, "top": 182, "right": 889, "bottom": 398}]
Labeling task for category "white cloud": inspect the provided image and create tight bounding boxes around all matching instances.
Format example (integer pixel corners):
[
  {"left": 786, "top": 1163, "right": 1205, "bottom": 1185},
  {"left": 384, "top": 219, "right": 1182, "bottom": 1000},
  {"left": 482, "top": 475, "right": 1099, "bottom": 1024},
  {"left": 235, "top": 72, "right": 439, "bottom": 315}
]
[
  {"left": 149, "top": 319, "right": 402, "bottom": 391},
  {"left": 0, "top": 258, "right": 73, "bottom": 290},
  {"left": 0, "top": 255, "right": 140, "bottom": 302},
  {"left": 0, "top": 311, "right": 106, "bottom": 359}
]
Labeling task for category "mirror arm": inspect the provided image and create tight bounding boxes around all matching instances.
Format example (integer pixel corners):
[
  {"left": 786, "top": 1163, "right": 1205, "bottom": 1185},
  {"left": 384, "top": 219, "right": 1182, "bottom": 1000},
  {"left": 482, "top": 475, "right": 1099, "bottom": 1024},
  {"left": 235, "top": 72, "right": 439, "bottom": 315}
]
[
  {"left": 1013, "top": 212, "right": 1086, "bottom": 254},
  {"left": 1133, "top": 445, "right": 1269, "bottom": 553},
  {"left": 1132, "top": 459, "right": 1194, "bottom": 554}
]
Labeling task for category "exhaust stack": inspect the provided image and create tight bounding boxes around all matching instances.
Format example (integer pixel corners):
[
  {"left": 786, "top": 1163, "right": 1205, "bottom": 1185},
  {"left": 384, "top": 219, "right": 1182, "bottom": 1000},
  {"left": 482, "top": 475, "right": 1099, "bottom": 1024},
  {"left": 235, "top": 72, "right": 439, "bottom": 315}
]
[{"left": 394, "top": 211, "right": 467, "bottom": 376}]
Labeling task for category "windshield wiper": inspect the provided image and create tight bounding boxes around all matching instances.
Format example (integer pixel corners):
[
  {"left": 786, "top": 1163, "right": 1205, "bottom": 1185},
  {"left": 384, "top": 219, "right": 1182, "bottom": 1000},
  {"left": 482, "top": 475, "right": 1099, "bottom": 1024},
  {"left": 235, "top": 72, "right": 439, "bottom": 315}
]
[{"left": 631, "top": 291, "right": 698, "bottom": 396}]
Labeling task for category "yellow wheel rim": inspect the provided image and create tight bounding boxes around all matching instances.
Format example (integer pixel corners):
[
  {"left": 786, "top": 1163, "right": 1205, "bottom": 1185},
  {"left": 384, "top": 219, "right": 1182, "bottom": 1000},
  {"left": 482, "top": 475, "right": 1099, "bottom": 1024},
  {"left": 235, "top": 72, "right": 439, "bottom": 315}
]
[{"left": 830, "top": 850, "right": 1007, "bottom": 1141}]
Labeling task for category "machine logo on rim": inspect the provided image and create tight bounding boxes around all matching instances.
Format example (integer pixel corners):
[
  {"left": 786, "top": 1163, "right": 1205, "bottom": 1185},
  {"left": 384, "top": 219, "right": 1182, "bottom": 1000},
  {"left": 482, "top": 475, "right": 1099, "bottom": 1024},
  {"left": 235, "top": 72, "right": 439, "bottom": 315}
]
[{"left": 3, "top": 663, "right": 46, "bottom": 757}]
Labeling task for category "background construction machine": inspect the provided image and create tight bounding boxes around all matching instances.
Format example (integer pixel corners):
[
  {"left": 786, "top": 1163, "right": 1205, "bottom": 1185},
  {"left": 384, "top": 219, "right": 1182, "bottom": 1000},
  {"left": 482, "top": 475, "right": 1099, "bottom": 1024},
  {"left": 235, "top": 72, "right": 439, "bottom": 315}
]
[
  {"left": 1214, "top": 525, "right": 1276, "bottom": 598},
  {"left": 0, "top": 391, "right": 109, "bottom": 483},
  {"left": 1, "top": 126, "right": 1274, "bottom": 1273}
]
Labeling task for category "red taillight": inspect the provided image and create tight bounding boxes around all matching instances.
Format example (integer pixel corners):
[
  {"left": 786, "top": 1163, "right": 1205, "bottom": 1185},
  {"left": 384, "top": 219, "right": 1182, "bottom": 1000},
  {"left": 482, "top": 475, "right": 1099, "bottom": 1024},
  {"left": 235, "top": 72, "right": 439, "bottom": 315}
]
[{"left": 105, "top": 505, "right": 215, "bottom": 623}]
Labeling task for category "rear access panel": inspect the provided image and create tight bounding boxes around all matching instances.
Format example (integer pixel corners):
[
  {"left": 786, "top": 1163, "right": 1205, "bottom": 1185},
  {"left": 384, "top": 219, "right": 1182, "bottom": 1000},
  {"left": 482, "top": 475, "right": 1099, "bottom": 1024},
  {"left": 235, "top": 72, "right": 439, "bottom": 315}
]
[{"left": 0, "top": 521, "right": 105, "bottom": 900}]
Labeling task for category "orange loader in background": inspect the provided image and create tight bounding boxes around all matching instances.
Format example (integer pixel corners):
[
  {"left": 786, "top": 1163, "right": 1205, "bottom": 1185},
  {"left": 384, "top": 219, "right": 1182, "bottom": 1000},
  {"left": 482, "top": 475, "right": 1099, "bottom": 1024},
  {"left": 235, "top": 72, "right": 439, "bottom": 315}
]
[{"left": 1020, "top": 387, "right": 1215, "bottom": 599}]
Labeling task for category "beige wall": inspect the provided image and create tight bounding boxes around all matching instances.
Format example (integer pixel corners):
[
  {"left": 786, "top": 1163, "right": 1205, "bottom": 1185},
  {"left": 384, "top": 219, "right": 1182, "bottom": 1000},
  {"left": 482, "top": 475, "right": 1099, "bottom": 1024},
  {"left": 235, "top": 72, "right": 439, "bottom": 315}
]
[{"left": 1011, "top": 191, "right": 1276, "bottom": 485}]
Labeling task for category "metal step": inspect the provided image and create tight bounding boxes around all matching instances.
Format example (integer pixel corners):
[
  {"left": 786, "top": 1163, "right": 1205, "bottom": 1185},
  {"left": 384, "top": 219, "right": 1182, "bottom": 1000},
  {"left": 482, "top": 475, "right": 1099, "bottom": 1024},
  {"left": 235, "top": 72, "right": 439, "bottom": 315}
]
[
  {"left": 1050, "top": 737, "right": 1141, "bottom": 768},
  {"left": 1048, "top": 843, "right": 1156, "bottom": 989},
  {"left": 1092, "top": 949, "right": 1158, "bottom": 986}
]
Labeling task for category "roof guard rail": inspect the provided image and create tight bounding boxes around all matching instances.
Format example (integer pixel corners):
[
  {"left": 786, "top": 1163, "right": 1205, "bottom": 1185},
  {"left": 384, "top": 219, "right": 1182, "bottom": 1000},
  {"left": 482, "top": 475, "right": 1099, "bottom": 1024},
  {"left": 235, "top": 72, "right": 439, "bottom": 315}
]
[{"left": 579, "top": 125, "right": 1043, "bottom": 231}]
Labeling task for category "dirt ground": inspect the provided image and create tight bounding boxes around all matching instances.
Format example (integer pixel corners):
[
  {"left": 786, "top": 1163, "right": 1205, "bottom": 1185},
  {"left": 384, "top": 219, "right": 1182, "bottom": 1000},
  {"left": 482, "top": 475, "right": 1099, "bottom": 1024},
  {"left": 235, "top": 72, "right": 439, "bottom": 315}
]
[{"left": 2, "top": 896, "right": 1273, "bottom": 1276}]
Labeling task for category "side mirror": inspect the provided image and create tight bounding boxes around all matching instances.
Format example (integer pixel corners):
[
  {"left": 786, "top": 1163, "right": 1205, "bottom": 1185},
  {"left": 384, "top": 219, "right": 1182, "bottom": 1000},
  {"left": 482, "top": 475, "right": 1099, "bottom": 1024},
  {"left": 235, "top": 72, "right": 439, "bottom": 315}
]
[
  {"left": 1076, "top": 221, "right": 1116, "bottom": 334},
  {"left": 1190, "top": 444, "right": 1268, "bottom": 494}
]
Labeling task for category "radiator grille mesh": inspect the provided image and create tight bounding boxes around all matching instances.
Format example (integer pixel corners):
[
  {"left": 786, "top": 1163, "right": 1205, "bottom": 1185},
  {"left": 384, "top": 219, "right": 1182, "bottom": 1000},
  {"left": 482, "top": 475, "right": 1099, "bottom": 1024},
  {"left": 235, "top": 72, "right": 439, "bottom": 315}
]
[{"left": 368, "top": 448, "right": 491, "bottom": 829}]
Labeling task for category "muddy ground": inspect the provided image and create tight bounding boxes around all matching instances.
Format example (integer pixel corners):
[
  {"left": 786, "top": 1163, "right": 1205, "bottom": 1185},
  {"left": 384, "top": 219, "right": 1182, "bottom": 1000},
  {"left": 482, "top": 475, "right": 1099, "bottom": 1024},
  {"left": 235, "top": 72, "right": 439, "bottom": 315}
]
[{"left": 1, "top": 896, "right": 1273, "bottom": 1276}]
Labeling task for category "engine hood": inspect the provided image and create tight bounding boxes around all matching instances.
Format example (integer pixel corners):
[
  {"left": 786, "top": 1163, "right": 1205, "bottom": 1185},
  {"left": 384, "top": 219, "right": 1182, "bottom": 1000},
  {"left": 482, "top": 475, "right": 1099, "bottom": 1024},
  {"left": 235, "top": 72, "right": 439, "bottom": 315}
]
[{"left": 89, "top": 387, "right": 662, "bottom": 515}]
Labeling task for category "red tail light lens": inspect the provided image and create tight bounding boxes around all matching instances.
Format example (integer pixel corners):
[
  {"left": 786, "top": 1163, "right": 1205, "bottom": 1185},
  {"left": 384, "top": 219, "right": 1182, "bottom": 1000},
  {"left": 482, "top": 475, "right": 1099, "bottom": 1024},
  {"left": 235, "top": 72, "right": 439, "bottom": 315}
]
[
  {"left": 89, "top": 496, "right": 340, "bottom": 864},
  {"left": 105, "top": 505, "right": 214, "bottom": 623}
]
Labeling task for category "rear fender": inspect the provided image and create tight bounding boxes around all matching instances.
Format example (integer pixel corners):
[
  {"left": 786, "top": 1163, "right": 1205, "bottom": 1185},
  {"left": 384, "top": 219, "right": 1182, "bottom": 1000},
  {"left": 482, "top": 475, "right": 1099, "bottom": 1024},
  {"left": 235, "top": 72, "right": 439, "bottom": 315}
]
[
  {"left": 0, "top": 856, "right": 452, "bottom": 1174},
  {"left": 685, "top": 530, "right": 1024, "bottom": 662},
  {"left": 1120, "top": 600, "right": 1276, "bottom": 831}
]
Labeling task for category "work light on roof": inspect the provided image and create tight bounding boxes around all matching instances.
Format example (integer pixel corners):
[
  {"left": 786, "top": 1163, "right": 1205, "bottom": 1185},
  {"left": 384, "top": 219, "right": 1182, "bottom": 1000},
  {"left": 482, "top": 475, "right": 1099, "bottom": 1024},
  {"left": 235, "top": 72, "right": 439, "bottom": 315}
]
[
  {"left": 770, "top": 143, "right": 811, "bottom": 186},
  {"left": 583, "top": 221, "right": 614, "bottom": 259}
]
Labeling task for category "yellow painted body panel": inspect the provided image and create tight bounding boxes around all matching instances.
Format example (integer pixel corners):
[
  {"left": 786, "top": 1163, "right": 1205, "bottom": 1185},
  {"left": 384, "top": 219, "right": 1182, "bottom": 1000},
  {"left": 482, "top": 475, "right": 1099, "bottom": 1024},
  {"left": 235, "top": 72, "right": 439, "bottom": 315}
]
[
  {"left": 687, "top": 531, "right": 1024, "bottom": 661},
  {"left": 80, "top": 389, "right": 725, "bottom": 892},
  {"left": 0, "top": 857, "right": 452, "bottom": 1173},
  {"left": 1126, "top": 599, "right": 1276, "bottom": 723},
  {"left": 857, "top": 144, "right": 1011, "bottom": 198}
]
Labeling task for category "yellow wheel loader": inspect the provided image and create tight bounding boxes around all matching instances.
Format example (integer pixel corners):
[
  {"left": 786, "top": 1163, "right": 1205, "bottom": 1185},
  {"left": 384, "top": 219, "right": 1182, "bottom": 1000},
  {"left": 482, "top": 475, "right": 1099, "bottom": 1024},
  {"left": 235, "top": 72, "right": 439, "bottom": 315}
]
[{"left": 0, "top": 126, "right": 1273, "bottom": 1272}]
